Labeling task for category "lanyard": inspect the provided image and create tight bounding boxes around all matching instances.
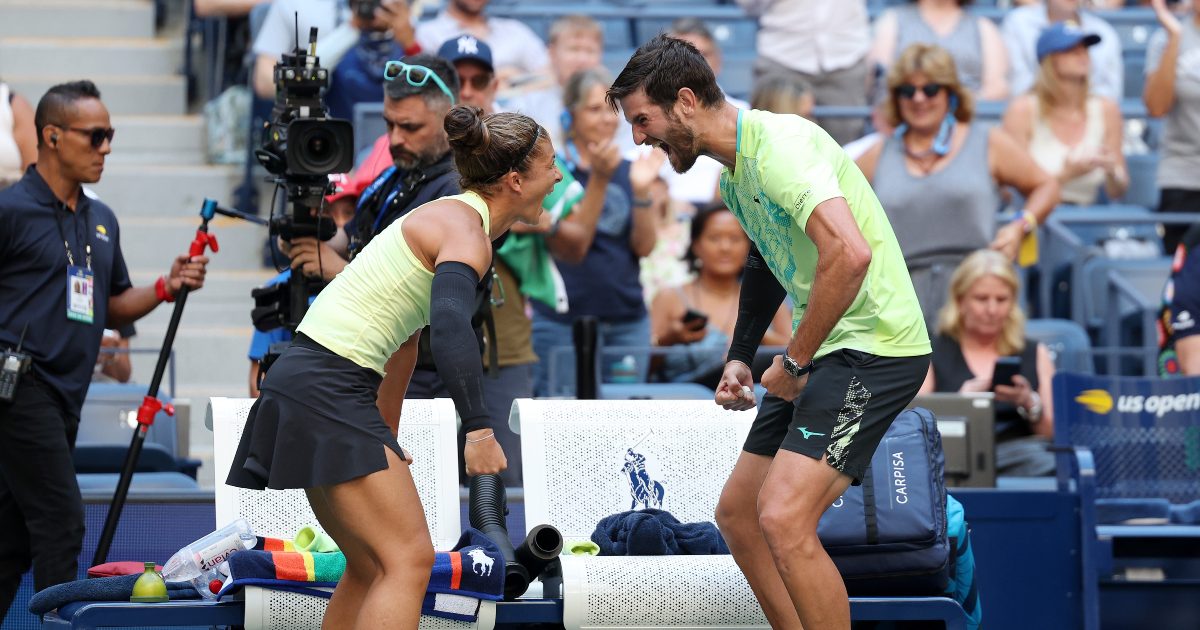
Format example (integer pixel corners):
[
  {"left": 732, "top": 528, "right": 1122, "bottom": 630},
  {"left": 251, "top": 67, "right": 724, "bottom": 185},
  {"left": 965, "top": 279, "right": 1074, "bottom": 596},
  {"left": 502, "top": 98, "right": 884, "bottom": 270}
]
[{"left": 55, "top": 202, "right": 91, "bottom": 270}]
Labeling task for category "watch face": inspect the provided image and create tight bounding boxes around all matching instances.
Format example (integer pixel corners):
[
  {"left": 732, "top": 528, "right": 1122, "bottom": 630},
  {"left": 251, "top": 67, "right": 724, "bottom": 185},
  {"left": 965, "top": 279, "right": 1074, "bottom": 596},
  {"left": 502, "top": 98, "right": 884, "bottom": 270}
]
[{"left": 782, "top": 355, "right": 800, "bottom": 376}]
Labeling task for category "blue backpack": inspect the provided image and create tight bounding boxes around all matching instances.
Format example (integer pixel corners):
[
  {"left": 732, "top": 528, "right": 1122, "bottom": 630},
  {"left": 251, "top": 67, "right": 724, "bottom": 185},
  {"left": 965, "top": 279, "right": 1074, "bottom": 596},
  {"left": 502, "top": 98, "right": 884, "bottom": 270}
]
[{"left": 817, "top": 407, "right": 950, "bottom": 596}]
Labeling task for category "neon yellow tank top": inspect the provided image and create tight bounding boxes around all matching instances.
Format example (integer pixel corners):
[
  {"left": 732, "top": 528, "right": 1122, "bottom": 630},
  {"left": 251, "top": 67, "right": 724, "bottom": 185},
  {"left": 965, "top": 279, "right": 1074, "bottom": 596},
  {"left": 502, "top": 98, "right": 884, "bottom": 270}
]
[{"left": 297, "top": 191, "right": 492, "bottom": 375}]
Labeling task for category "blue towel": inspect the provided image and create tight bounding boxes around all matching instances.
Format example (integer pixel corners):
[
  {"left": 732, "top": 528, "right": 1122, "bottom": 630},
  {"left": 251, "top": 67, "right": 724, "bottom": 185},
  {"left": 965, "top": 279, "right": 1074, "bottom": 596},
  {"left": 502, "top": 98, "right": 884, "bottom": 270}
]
[
  {"left": 1169, "top": 500, "right": 1200, "bottom": 525},
  {"left": 592, "top": 509, "right": 729, "bottom": 556},
  {"left": 29, "top": 574, "right": 198, "bottom": 615},
  {"left": 1095, "top": 498, "right": 1172, "bottom": 524}
]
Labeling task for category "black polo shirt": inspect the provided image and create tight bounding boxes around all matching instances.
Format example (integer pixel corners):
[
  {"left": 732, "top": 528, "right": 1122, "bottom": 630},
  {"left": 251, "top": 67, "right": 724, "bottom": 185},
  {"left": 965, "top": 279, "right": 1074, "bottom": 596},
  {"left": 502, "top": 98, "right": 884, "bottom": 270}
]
[{"left": 0, "top": 166, "right": 132, "bottom": 413}]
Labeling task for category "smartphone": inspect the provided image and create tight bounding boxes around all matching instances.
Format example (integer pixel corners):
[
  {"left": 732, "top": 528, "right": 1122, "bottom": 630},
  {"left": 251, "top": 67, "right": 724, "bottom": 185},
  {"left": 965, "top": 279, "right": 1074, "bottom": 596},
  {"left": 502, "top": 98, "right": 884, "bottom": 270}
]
[
  {"left": 682, "top": 309, "right": 708, "bottom": 329},
  {"left": 991, "top": 356, "right": 1022, "bottom": 390}
]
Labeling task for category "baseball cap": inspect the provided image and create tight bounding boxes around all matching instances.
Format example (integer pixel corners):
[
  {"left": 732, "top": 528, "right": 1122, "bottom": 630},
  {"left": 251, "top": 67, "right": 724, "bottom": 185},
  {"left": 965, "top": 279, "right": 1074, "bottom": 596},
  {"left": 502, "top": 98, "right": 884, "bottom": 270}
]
[
  {"left": 1036, "top": 21, "right": 1101, "bottom": 63},
  {"left": 437, "top": 34, "right": 494, "bottom": 73}
]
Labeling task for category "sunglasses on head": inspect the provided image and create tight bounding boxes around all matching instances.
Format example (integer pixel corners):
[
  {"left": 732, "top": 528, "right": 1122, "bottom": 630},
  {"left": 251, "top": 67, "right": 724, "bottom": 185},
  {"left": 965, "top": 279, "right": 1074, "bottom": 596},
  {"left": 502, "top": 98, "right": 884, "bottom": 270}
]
[
  {"left": 895, "top": 83, "right": 945, "bottom": 100},
  {"left": 383, "top": 61, "right": 457, "bottom": 105},
  {"left": 62, "top": 126, "right": 116, "bottom": 149}
]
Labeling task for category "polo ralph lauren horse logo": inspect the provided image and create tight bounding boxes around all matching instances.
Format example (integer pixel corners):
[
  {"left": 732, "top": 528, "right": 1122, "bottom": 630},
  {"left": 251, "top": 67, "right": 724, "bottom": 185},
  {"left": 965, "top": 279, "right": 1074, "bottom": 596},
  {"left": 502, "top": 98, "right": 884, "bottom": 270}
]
[
  {"left": 466, "top": 548, "right": 493, "bottom": 577},
  {"left": 623, "top": 447, "right": 665, "bottom": 510}
]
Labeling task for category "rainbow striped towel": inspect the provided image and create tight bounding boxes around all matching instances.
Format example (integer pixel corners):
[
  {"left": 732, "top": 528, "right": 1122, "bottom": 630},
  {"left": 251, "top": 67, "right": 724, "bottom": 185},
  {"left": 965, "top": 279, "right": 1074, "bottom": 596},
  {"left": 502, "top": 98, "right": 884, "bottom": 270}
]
[{"left": 220, "top": 529, "right": 504, "bottom": 621}]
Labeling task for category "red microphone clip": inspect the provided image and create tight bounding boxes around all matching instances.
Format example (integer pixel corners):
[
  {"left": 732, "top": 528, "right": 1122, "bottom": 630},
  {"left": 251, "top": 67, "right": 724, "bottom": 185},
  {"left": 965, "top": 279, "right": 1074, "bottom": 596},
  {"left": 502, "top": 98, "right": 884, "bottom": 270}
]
[{"left": 135, "top": 395, "right": 175, "bottom": 428}]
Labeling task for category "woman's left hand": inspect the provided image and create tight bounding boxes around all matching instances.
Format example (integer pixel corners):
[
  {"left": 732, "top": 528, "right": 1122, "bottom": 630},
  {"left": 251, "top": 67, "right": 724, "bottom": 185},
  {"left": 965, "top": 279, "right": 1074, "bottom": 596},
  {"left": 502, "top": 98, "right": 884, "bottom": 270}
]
[
  {"left": 994, "top": 374, "right": 1034, "bottom": 409},
  {"left": 989, "top": 221, "right": 1025, "bottom": 261}
]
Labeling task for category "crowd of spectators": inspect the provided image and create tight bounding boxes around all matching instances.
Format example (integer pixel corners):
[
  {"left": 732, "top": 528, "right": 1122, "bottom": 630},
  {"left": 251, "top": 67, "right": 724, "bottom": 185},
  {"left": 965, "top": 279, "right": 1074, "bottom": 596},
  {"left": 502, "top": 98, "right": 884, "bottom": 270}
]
[{"left": 175, "top": 0, "right": 1195, "bottom": 475}]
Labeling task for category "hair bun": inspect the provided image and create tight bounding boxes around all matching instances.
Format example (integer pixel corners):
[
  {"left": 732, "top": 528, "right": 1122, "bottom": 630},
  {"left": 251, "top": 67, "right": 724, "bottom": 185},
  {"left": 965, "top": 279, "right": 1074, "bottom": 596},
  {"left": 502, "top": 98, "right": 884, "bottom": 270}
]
[{"left": 445, "top": 105, "right": 490, "bottom": 155}]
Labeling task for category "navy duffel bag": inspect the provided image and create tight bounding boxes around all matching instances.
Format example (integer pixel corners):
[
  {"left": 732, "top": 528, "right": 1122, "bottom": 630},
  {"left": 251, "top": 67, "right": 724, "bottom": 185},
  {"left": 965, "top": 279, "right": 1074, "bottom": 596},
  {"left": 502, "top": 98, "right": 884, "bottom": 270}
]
[{"left": 817, "top": 407, "right": 949, "bottom": 596}]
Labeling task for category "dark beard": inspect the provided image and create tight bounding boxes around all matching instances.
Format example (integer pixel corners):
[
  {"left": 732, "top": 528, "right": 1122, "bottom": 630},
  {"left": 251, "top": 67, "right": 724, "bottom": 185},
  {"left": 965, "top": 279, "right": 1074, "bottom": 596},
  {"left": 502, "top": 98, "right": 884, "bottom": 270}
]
[
  {"left": 662, "top": 112, "right": 700, "bottom": 173},
  {"left": 392, "top": 146, "right": 445, "bottom": 171}
]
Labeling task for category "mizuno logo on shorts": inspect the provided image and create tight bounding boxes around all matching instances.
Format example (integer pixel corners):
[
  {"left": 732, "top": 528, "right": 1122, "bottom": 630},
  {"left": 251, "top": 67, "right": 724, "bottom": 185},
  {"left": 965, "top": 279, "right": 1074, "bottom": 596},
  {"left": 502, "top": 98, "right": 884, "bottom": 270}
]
[{"left": 796, "top": 427, "right": 826, "bottom": 439}]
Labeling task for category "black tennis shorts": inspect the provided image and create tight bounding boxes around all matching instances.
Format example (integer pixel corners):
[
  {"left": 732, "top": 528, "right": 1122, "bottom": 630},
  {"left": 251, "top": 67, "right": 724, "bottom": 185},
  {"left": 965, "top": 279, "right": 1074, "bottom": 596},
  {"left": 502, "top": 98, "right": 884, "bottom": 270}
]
[
  {"left": 226, "top": 333, "right": 405, "bottom": 491},
  {"left": 743, "top": 349, "right": 930, "bottom": 485}
]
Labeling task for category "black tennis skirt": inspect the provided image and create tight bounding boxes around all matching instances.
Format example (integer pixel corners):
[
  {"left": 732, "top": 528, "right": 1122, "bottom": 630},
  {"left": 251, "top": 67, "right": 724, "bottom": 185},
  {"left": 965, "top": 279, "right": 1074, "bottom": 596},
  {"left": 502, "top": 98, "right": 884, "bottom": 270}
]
[{"left": 225, "top": 333, "right": 405, "bottom": 490}]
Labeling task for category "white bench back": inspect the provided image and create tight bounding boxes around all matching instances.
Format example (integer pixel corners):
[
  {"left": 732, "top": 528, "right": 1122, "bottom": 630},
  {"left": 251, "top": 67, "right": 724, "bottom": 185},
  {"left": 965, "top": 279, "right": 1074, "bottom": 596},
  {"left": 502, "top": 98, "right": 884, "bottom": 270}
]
[{"left": 209, "top": 397, "right": 463, "bottom": 549}]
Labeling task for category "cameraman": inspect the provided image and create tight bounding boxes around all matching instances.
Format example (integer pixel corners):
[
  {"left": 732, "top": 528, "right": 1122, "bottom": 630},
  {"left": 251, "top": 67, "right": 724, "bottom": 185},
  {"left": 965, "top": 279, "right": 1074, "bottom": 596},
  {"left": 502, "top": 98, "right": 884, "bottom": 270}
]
[
  {"left": 283, "top": 53, "right": 461, "bottom": 283},
  {"left": 0, "top": 81, "right": 208, "bottom": 617}
]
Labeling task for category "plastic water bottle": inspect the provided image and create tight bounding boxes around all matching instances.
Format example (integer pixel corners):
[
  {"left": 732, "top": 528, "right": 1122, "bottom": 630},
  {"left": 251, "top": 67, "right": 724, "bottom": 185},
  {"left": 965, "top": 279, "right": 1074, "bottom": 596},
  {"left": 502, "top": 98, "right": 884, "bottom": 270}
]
[{"left": 162, "top": 518, "right": 255, "bottom": 599}]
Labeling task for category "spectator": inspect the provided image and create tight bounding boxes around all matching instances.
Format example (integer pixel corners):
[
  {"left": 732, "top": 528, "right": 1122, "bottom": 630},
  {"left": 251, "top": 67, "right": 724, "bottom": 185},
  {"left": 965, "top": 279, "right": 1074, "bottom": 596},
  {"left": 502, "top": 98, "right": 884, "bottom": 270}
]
[
  {"left": 855, "top": 44, "right": 1059, "bottom": 327},
  {"left": 0, "top": 80, "right": 36, "bottom": 190},
  {"left": 0, "top": 81, "right": 208, "bottom": 618},
  {"left": 503, "top": 15, "right": 605, "bottom": 152},
  {"left": 192, "top": 0, "right": 271, "bottom": 93},
  {"left": 439, "top": 35, "right": 602, "bottom": 485},
  {"left": 737, "top": 0, "right": 871, "bottom": 143},
  {"left": 750, "top": 73, "right": 816, "bottom": 117},
  {"left": 193, "top": 0, "right": 268, "bottom": 16},
  {"left": 94, "top": 327, "right": 135, "bottom": 384},
  {"left": 919, "top": 250, "right": 1056, "bottom": 477},
  {"left": 1002, "top": 0, "right": 1124, "bottom": 102},
  {"left": 871, "top": 0, "right": 1010, "bottom": 101},
  {"left": 1144, "top": 0, "right": 1200, "bottom": 254},
  {"left": 650, "top": 204, "right": 793, "bottom": 387},
  {"left": 1002, "top": 23, "right": 1128, "bottom": 205},
  {"left": 1159, "top": 223, "right": 1200, "bottom": 376},
  {"left": 530, "top": 68, "right": 661, "bottom": 395},
  {"left": 251, "top": 0, "right": 421, "bottom": 101},
  {"left": 415, "top": 0, "right": 549, "bottom": 87},
  {"left": 439, "top": 35, "right": 500, "bottom": 112},
  {"left": 325, "top": 1, "right": 423, "bottom": 121}
]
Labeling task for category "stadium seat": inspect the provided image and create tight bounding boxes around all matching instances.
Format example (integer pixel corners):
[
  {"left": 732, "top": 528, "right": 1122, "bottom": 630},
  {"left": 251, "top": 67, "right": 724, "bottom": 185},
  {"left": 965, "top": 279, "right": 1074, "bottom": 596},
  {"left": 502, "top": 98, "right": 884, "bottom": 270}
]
[
  {"left": 75, "top": 383, "right": 199, "bottom": 478},
  {"left": 1123, "top": 152, "right": 1160, "bottom": 210},
  {"left": 352, "top": 101, "right": 385, "bottom": 161},
  {"left": 513, "top": 399, "right": 971, "bottom": 629},
  {"left": 1097, "top": 8, "right": 1159, "bottom": 54},
  {"left": 1052, "top": 373, "right": 1200, "bottom": 626},
  {"left": 208, "top": 397, "right": 497, "bottom": 629},
  {"left": 1027, "top": 318, "right": 1094, "bottom": 374},
  {"left": 1123, "top": 53, "right": 1146, "bottom": 101}
]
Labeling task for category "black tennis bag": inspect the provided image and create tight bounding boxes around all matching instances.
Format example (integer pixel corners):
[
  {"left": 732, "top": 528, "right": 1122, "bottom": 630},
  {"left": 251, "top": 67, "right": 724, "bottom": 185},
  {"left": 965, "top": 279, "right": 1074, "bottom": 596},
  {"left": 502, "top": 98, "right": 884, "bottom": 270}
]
[{"left": 817, "top": 407, "right": 950, "bottom": 595}]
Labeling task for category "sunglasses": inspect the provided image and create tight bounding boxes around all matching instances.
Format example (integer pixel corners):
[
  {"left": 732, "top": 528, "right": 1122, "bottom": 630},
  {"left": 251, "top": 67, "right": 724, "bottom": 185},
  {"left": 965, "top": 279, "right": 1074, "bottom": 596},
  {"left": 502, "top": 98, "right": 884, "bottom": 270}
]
[
  {"left": 384, "top": 61, "right": 457, "bottom": 105},
  {"left": 461, "top": 72, "right": 494, "bottom": 92},
  {"left": 895, "top": 83, "right": 945, "bottom": 100},
  {"left": 62, "top": 126, "right": 116, "bottom": 149}
]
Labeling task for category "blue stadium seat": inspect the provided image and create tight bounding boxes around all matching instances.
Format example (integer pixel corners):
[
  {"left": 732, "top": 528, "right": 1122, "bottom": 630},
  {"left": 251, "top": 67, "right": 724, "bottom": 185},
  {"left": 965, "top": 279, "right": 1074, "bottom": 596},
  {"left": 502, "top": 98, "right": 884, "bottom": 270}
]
[
  {"left": 632, "top": 7, "right": 757, "bottom": 51},
  {"left": 75, "top": 383, "right": 200, "bottom": 478},
  {"left": 1027, "top": 318, "right": 1094, "bottom": 374},
  {"left": 1073, "top": 256, "right": 1170, "bottom": 374},
  {"left": 353, "top": 101, "right": 386, "bottom": 161},
  {"left": 718, "top": 51, "right": 756, "bottom": 100},
  {"left": 1123, "top": 52, "right": 1146, "bottom": 100},
  {"left": 1096, "top": 8, "right": 1159, "bottom": 54},
  {"left": 488, "top": 6, "right": 634, "bottom": 51},
  {"left": 1123, "top": 152, "right": 1160, "bottom": 210}
]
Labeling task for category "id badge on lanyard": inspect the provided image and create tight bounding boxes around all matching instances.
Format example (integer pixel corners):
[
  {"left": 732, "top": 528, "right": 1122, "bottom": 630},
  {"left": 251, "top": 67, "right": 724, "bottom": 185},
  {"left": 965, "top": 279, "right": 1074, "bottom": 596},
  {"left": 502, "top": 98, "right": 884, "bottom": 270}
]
[{"left": 67, "top": 265, "right": 95, "bottom": 324}]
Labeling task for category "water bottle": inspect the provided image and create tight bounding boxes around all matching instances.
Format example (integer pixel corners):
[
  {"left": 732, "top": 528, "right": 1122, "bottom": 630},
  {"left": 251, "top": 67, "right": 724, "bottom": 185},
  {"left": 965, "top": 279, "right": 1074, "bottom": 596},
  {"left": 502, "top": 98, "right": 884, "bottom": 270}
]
[{"left": 162, "top": 518, "right": 255, "bottom": 599}]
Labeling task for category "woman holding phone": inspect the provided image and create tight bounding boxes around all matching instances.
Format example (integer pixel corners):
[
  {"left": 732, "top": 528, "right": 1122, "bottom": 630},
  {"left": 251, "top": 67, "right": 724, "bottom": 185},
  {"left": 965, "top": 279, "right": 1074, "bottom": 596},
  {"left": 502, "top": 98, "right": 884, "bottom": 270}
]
[
  {"left": 918, "top": 249, "right": 1056, "bottom": 476},
  {"left": 649, "top": 203, "right": 793, "bottom": 387}
]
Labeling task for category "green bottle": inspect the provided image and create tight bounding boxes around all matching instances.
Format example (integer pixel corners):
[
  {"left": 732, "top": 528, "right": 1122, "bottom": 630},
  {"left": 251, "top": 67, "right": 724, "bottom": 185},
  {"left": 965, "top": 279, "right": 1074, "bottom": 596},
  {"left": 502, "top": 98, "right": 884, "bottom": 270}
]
[{"left": 130, "top": 562, "right": 168, "bottom": 603}]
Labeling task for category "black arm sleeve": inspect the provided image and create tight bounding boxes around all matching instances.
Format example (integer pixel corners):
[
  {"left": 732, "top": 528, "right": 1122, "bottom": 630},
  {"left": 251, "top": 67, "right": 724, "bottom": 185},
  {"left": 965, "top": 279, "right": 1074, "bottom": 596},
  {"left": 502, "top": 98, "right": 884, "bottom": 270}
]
[
  {"left": 726, "top": 245, "right": 788, "bottom": 367},
  {"left": 429, "top": 261, "right": 491, "bottom": 435}
]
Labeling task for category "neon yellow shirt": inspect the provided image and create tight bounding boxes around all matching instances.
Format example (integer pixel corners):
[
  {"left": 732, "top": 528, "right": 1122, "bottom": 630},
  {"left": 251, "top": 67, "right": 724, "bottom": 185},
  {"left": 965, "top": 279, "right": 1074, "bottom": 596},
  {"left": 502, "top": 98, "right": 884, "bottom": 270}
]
[
  {"left": 718, "top": 109, "right": 930, "bottom": 359},
  {"left": 298, "top": 191, "right": 492, "bottom": 374}
]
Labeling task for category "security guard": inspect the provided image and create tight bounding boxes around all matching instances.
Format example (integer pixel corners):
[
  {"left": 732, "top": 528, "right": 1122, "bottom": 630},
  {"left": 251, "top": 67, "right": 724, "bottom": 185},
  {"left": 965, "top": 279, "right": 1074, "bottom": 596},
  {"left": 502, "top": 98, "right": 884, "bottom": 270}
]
[{"left": 0, "top": 81, "right": 208, "bottom": 618}]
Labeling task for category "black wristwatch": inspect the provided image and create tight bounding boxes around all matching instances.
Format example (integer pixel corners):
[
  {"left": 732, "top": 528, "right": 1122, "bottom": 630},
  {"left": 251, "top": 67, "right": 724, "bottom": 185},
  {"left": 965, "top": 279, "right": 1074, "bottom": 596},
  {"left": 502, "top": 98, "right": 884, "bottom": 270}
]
[{"left": 782, "top": 354, "right": 814, "bottom": 378}]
